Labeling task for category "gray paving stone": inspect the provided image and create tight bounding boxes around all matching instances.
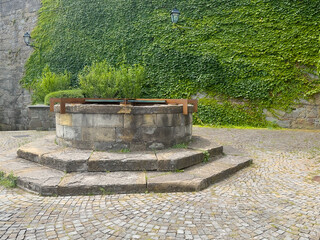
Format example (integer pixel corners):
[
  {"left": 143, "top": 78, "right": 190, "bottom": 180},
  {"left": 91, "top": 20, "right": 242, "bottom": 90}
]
[{"left": 0, "top": 128, "right": 319, "bottom": 240}]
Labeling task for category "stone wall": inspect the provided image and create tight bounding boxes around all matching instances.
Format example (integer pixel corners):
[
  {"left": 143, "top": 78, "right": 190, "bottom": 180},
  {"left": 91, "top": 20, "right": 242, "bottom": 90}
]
[
  {"left": 0, "top": 0, "right": 41, "bottom": 130},
  {"left": 55, "top": 104, "right": 194, "bottom": 151},
  {"left": 28, "top": 105, "right": 55, "bottom": 130},
  {"left": 264, "top": 94, "right": 320, "bottom": 129}
]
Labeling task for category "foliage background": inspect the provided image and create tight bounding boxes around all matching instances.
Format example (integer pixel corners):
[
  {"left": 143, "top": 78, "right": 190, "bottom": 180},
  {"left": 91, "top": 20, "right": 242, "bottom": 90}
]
[{"left": 22, "top": 0, "right": 320, "bottom": 127}]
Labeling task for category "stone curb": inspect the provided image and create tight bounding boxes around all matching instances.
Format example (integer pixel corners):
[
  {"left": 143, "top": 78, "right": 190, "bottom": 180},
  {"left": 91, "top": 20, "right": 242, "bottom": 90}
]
[
  {"left": 0, "top": 153, "right": 252, "bottom": 196},
  {"left": 4, "top": 132, "right": 253, "bottom": 196},
  {"left": 17, "top": 134, "right": 224, "bottom": 172}
]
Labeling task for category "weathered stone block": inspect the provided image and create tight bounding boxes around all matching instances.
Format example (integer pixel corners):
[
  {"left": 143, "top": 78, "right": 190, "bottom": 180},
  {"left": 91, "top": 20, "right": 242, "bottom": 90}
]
[
  {"left": 56, "top": 124, "right": 64, "bottom": 138},
  {"left": 93, "top": 141, "right": 127, "bottom": 151},
  {"left": 146, "top": 172, "right": 204, "bottom": 193},
  {"left": 29, "top": 119, "right": 43, "bottom": 130},
  {"left": 156, "top": 114, "right": 174, "bottom": 127},
  {"left": 115, "top": 128, "right": 135, "bottom": 142},
  {"left": 124, "top": 114, "right": 156, "bottom": 128},
  {"left": 186, "top": 124, "right": 192, "bottom": 136},
  {"left": 58, "top": 172, "right": 146, "bottom": 195},
  {"left": 148, "top": 142, "right": 165, "bottom": 150},
  {"left": 174, "top": 125, "right": 186, "bottom": 138},
  {"left": 82, "top": 127, "right": 116, "bottom": 142},
  {"left": 306, "top": 106, "right": 318, "bottom": 118},
  {"left": 88, "top": 152, "right": 158, "bottom": 171},
  {"left": 41, "top": 149, "right": 91, "bottom": 172},
  {"left": 57, "top": 113, "right": 72, "bottom": 126},
  {"left": 156, "top": 149, "right": 204, "bottom": 171},
  {"left": 291, "top": 118, "right": 314, "bottom": 129},
  {"left": 82, "top": 114, "right": 123, "bottom": 128},
  {"left": 63, "top": 126, "right": 81, "bottom": 140},
  {"left": 17, "top": 135, "right": 60, "bottom": 163},
  {"left": 188, "top": 136, "right": 223, "bottom": 157}
]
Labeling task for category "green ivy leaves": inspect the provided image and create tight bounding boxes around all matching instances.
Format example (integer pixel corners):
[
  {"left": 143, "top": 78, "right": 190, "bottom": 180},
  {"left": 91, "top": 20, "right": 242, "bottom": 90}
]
[{"left": 21, "top": 0, "right": 320, "bottom": 126}]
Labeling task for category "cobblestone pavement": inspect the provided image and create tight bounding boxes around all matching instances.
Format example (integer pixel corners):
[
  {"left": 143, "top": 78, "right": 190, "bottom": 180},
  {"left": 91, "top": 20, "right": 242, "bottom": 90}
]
[{"left": 0, "top": 128, "right": 319, "bottom": 240}]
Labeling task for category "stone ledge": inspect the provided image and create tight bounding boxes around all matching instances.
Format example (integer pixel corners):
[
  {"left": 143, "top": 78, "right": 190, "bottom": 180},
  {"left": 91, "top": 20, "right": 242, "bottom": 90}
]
[
  {"left": 54, "top": 104, "right": 195, "bottom": 115},
  {"left": 17, "top": 135, "right": 61, "bottom": 163},
  {"left": 88, "top": 152, "right": 158, "bottom": 171},
  {"left": 0, "top": 154, "right": 251, "bottom": 196},
  {"left": 58, "top": 172, "right": 147, "bottom": 195},
  {"left": 6, "top": 132, "right": 253, "bottom": 196},
  {"left": 17, "top": 134, "right": 223, "bottom": 172}
]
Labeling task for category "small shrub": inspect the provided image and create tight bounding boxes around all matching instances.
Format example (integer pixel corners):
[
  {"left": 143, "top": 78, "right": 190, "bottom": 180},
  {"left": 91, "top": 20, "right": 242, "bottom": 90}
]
[
  {"left": 44, "top": 89, "right": 84, "bottom": 105},
  {"left": 0, "top": 171, "right": 17, "bottom": 188},
  {"left": 32, "top": 65, "right": 71, "bottom": 104},
  {"left": 79, "top": 60, "right": 145, "bottom": 99}
]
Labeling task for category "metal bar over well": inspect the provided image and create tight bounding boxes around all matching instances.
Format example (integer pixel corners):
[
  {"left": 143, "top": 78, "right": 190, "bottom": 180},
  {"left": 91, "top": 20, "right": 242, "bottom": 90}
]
[{"left": 50, "top": 98, "right": 198, "bottom": 115}]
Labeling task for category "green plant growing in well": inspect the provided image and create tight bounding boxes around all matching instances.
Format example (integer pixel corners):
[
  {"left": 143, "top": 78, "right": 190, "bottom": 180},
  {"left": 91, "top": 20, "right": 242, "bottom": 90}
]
[
  {"left": 44, "top": 89, "right": 84, "bottom": 105},
  {"left": 79, "top": 60, "right": 145, "bottom": 99},
  {"left": 79, "top": 61, "right": 119, "bottom": 98},
  {"left": 117, "top": 64, "right": 145, "bottom": 98},
  {"left": 0, "top": 171, "right": 17, "bottom": 188},
  {"left": 32, "top": 65, "right": 71, "bottom": 104}
]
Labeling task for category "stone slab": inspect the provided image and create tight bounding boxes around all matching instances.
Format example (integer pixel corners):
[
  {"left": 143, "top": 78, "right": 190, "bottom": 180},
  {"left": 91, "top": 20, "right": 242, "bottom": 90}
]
[
  {"left": 58, "top": 172, "right": 146, "bottom": 195},
  {"left": 186, "top": 155, "right": 253, "bottom": 188},
  {"left": 146, "top": 172, "right": 205, "bottom": 192},
  {"left": 156, "top": 149, "right": 204, "bottom": 171},
  {"left": 17, "top": 135, "right": 60, "bottom": 163},
  {"left": 188, "top": 135, "right": 224, "bottom": 157},
  {"left": 42, "top": 148, "right": 92, "bottom": 172},
  {"left": 0, "top": 157, "right": 65, "bottom": 196},
  {"left": 0, "top": 149, "right": 18, "bottom": 162},
  {"left": 0, "top": 157, "right": 41, "bottom": 173},
  {"left": 146, "top": 155, "right": 252, "bottom": 193},
  {"left": 89, "top": 152, "right": 158, "bottom": 171},
  {"left": 17, "top": 167, "right": 65, "bottom": 196}
]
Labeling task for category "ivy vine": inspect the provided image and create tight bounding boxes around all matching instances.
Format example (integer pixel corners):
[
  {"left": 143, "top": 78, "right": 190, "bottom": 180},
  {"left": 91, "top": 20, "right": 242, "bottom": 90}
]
[{"left": 22, "top": 0, "right": 320, "bottom": 127}]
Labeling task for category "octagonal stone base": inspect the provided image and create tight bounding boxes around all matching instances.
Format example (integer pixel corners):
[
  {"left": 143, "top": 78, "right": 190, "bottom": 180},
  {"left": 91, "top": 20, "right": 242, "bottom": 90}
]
[{"left": 11, "top": 133, "right": 253, "bottom": 196}]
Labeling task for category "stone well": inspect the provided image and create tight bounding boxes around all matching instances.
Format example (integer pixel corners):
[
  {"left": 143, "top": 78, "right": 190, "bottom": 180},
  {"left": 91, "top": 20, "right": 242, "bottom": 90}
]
[{"left": 54, "top": 104, "right": 194, "bottom": 151}]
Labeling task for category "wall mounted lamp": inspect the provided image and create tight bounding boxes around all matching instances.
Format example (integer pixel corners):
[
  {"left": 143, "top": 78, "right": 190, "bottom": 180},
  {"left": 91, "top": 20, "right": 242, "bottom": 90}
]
[
  {"left": 23, "top": 32, "right": 37, "bottom": 48},
  {"left": 171, "top": 8, "right": 180, "bottom": 24}
]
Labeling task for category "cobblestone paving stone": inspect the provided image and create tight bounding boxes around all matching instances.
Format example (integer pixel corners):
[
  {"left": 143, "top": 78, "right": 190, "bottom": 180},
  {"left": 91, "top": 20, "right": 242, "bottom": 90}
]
[{"left": 0, "top": 128, "right": 319, "bottom": 239}]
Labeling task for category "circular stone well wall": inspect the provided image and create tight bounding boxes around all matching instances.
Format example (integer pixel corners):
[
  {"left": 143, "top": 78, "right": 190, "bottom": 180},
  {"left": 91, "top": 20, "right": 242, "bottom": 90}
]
[{"left": 54, "top": 104, "right": 194, "bottom": 151}]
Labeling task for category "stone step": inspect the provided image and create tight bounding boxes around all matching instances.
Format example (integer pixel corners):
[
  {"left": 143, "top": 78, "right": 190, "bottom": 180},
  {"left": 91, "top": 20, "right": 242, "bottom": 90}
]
[
  {"left": 0, "top": 155, "right": 65, "bottom": 196},
  {"left": 146, "top": 155, "right": 252, "bottom": 193},
  {"left": 0, "top": 151, "right": 252, "bottom": 196},
  {"left": 17, "top": 134, "right": 224, "bottom": 172}
]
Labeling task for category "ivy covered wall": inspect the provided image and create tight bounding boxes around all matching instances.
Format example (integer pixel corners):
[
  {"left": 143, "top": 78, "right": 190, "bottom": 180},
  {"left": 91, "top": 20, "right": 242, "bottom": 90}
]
[{"left": 22, "top": 0, "right": 320, "bottom": 127}]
